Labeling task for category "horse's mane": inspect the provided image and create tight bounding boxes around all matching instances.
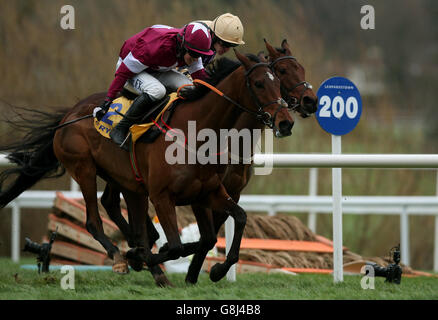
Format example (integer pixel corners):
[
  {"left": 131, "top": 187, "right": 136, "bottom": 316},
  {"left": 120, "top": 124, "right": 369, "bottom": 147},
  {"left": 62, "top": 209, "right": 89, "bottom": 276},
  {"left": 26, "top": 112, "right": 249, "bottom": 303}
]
[{"left": 180, "top": 54, "right": 260, "bottom": 101}]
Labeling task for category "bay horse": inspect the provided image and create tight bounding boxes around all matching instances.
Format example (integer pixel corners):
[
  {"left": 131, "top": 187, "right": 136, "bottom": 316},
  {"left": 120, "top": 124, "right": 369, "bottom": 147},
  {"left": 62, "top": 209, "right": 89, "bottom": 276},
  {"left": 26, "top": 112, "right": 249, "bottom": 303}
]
[
  {"left": 183, "top": 39, "right": 318, "bottom": 284},
  {"left": 100, "top": 39, "right": 317, "bottom": 284},
  {"left": 0, "top": 50, "right": 293, "bottom": 286}
]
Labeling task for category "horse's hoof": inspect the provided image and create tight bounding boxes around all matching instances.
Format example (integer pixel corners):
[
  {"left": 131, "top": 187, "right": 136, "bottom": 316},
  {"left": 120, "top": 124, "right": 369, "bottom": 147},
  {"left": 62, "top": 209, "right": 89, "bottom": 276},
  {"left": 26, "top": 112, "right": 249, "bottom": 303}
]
[
  {"left": 154, "top": 274, "right": 174, "bottom": 288},
  {"left": 209, "top": 263, "right": 226, "bottom": 282},
  {"left": 112, "top": 262, "right": 129, "bottom": 275},
  {"left": 127, "top": 258, "right": 144, "bottom": 272},
  {"left": 185, "top": 277, "right": 198, "bottom": 285}
]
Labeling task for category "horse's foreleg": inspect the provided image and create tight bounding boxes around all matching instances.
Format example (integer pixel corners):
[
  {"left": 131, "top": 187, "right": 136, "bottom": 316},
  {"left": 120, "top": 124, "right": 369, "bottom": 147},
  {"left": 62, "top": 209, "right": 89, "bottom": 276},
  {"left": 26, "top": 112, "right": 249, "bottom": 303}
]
[
  {"left": 185, "top": 205, "right": 217, "bottom": 284},
  {"left": 134, "top": 192, "right": 184, "bottom": 268},
  {"left": 101, "top": 183, "right": 156, "bottom": 274},
  {"left": 76, "top": 165, "right": 128, "bottom": 274},
  {"left": 122, "top": 190, "right": 173, "bottom": 287},
  {"left": 101, "top": 184, "right": 134, "bottom": 247},
  {"left": 150, "top": 192, "right": 182, "bottom": 261},
  {"left": 121, "top": 190, "right": 151, "bottom": 271},
  {"left": 206, "top": 185, "right": 247, "bottom": 282},
  {"left": 145, "top": 204, "right": 160, "bottom": 249},
  {"left": 102, "top": 184, "right": 161, "bottom": 262},
  {"left": 137, "top": 192, "right": 214, "bottom": 271}
]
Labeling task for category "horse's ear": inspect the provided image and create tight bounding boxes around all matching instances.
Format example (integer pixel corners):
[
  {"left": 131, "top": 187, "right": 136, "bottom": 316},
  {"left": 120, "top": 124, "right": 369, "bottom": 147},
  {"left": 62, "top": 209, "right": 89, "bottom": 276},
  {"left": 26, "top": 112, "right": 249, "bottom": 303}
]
[
  {"left": 257, "top": 51, "right": 268, "bottom": 63},
  {"left": 264, "top": 38, "right": 279, "bottom": 59},
  {"left": 234, "top": 49, "right": 253, "bottom": 70},
  {"left": 281, "top": 39, "right": 292, "bottom": 55}
]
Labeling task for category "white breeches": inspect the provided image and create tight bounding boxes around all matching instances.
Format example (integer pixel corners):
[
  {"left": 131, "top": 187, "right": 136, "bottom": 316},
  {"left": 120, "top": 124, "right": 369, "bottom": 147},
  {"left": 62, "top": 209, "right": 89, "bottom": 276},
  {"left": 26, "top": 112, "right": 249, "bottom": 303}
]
[{"left": 116, "top": 58, "right": 192, "bottom": 101}]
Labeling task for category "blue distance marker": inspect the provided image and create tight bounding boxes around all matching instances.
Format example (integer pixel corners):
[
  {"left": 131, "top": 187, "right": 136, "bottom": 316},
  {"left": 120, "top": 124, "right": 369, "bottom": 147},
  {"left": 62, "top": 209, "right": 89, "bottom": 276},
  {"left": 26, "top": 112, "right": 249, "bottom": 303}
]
[{"left": 316, "top": 77, "right": 362, "bottom": 136}]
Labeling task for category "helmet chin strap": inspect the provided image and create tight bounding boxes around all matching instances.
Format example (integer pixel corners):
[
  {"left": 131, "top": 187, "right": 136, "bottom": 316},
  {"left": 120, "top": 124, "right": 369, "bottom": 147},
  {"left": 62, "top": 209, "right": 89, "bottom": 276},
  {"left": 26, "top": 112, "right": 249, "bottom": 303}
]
[{"left": 211, "top": 34, "right": 219, "bottom": 45}]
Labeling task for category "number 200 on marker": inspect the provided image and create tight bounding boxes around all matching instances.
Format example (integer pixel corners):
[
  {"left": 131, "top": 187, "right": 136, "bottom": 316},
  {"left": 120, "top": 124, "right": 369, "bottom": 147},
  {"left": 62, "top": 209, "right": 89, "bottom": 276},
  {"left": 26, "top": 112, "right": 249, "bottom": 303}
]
[{"left": 318, "top": 96, "right": 359, "bottom": 119}]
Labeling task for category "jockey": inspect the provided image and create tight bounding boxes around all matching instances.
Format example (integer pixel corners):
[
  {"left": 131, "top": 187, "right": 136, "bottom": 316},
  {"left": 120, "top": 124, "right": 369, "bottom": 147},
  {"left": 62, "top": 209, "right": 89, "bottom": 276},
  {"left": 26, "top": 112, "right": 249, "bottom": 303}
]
[
  {"left": 196, "top": 13, "right": 245, "bottom": 65},
  {"left": 94, "top": 22, "right": 214, "bottom": 146}
]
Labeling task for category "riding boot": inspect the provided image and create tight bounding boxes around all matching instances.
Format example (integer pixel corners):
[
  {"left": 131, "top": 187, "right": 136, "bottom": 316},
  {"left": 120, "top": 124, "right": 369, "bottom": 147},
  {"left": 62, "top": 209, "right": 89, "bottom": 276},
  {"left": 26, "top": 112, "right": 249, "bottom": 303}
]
[{"left": 110, "top": 93, "right": 155, "bottom": 147}]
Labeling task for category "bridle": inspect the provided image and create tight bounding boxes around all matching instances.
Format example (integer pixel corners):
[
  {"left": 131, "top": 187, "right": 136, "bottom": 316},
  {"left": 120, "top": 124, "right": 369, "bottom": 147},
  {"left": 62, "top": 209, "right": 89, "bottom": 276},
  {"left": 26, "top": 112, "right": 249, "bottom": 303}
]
[
  {"left": 269, "top": 55, "right": 313, "bottom": 114},
  {"left": 243, "top": 62, "right": 288, "bottom": 131},
  {"left": 188, "top": 62, "right": 289, "bottom": 134}
]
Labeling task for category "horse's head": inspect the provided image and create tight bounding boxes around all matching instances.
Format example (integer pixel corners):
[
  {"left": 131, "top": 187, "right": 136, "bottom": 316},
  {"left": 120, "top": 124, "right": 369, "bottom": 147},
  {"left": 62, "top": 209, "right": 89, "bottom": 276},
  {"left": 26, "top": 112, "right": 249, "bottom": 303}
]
[
  {"left": 234, "top": 49, "right": 294, "bottom": 137},
  {"left": 264, "top": 39, "right": 318, "bottom": 118}
]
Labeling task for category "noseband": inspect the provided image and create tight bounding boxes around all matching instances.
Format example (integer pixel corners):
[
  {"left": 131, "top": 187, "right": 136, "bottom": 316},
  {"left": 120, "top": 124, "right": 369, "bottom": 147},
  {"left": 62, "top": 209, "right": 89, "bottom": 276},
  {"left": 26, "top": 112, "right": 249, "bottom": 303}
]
[{"left": 269, "top": 56, "right": 313, "bottom": 113}]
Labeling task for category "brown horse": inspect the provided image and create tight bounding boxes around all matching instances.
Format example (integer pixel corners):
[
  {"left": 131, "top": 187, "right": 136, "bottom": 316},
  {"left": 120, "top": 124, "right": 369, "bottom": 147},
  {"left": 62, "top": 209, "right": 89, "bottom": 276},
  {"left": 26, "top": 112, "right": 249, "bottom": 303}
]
[
  {"left": 0, "top": 50, "right": 293, "bottom": 286},
  {"left": 265, "top": 39, "right": 317, "bottom": 118},
  {"left": 183, "top": 39, "right": 318, "bottom": 284},
  {"left": 101, "top": 39, "right": 317, "bottom": 284},
  {"left": 97, "top": 39, "right": 317, "bottom": 284}
]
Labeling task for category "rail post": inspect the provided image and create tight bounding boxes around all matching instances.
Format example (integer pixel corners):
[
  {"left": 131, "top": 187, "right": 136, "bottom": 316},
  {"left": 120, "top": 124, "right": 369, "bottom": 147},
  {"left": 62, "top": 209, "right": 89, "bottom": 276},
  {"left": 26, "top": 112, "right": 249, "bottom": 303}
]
[
  {"left": 434, "top": 169, "right": 438, "bottom": 272},
  {"left": 225, "top": 216, "right": 236, "bottom": 281},
  {"left": 331, "top": 136, "right": 344, "bottom": 283},
  {"left": 11, "top": 202, "right": 20, "bottom": 263},
  {"left": 400, "top": 206, "right": 410, "bottom": 266},
  {"left": 308, "top": 168, "right": 318, "bottom": 233}
]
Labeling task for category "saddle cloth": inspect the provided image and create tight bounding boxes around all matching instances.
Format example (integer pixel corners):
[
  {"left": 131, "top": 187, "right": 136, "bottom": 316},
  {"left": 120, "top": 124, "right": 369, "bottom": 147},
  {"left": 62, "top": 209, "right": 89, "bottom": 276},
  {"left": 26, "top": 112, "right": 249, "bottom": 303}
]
[{"left": 94, "top": 92, "right": 181, "bottom": 143}]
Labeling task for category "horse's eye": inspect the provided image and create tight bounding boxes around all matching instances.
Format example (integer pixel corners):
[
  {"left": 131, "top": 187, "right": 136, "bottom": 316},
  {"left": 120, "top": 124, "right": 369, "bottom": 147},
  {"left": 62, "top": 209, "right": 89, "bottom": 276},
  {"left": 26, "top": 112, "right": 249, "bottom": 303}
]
[
  {"left": 278, "top": 68, "right": 287, "bottom": 75},
  {"left": 254, "top": 80, "right": 264, "bottom": 88}
]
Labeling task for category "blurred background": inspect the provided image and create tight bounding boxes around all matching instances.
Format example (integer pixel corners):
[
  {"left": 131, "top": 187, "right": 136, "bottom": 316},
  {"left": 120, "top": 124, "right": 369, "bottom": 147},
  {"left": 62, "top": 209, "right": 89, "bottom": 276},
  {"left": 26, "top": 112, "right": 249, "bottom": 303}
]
[{"left": 0, "top": 0, "right": 437, "bottom": 270}]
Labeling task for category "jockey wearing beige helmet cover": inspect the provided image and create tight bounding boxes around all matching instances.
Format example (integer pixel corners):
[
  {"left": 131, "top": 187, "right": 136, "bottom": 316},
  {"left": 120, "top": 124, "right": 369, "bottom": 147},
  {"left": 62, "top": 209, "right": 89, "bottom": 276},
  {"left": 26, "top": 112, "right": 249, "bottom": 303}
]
[{"left": 196, "top": 13, "right": 245, "bottom": 66}]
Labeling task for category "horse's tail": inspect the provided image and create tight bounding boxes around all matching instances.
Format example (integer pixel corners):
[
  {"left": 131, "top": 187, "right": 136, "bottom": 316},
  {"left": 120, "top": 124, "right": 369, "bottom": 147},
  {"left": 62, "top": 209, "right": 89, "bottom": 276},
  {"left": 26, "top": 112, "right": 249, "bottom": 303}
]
[{"left": 0, "top": 106, "right": 69, "bottom": 208}]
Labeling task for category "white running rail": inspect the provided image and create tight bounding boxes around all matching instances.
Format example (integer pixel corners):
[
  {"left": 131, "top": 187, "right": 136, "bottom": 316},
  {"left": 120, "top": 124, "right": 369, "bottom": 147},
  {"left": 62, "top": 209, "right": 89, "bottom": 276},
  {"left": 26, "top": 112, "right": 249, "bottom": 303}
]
[{"left": 2, "top": 153, "right": 438, "bottom": 275}]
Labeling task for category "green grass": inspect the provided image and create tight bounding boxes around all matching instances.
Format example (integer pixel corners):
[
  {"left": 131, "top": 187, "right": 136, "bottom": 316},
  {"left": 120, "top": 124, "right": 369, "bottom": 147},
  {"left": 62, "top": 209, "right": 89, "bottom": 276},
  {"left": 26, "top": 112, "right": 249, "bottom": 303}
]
[{"left": 1, "top": 258, "right": 437, "bottom": 300}]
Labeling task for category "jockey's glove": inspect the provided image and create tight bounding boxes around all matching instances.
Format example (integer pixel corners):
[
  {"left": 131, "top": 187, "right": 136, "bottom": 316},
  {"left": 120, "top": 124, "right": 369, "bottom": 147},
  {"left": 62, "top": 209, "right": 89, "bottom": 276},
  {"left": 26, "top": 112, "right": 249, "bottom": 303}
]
[{"left": 93, "top": 97, "right": 112, "bottom": 121}]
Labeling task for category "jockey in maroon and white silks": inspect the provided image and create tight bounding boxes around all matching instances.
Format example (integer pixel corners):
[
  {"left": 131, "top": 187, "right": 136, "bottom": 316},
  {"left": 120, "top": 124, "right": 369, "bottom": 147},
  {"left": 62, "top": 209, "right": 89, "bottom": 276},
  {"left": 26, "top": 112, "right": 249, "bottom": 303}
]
[
  {"left": 106, "top": 23, "right": 213, "bottom": 101},
  {"left": 96, "top": 22, "right": 215, "bottom": 147},
  {"left": 94, "top": 17, "right": 245, "bottom": 147}
]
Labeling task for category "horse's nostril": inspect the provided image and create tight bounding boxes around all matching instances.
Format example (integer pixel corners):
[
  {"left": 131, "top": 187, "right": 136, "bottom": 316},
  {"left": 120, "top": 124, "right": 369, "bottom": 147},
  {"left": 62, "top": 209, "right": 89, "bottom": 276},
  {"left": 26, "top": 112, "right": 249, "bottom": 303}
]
[
  {"left": 279, "top": 120, "right": 293, "bottom": 134},
  {"left": 303, "top": 96, "right": 318, "bottom": 112},
  {"left": 303, "top": 96, "right": 316, "bottom": 106}
]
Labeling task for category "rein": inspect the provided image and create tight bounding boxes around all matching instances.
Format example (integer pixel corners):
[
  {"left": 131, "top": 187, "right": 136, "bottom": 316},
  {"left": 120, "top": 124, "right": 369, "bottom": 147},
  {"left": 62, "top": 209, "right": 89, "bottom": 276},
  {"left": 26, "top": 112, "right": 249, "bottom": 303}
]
[
  {"left": 182, "top": 80, "right": 260, "bottom": 118},
  {"left": 269, "top": 55, "right": 313, "bottom": 112},
  {"left": 184, "top": 63, "right": 288, "bottom": 130}
]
